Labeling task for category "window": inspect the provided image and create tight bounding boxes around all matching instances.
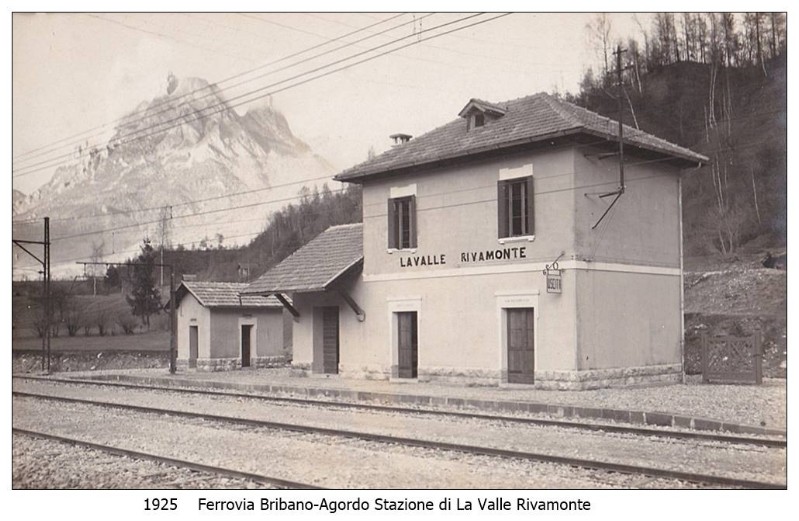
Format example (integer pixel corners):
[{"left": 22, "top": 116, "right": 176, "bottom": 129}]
[
  {"left": 388, "top": 195, "right": 416, "bottom": 249},
  {"left": 473, "top": 113, "right": 485, "bottom": 128},
  {"left": 498, "top": 177, "right": 534, "bottom": 238}
]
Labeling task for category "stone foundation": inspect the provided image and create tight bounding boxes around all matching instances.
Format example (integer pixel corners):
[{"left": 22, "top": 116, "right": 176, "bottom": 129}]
[
  {"left": 532, "top": 364, "right": 683, "bottom": 390},
  {"left": 418, "top": 366, "right": 501, "bottom": 387},
  {"left": 177, "top": 355, "right": 291, "bottom": 372},
  {"left": 196, "top": 357, "right": 240, "bottom": 372},
  {"left": 251, "top": 355, "right": 291, "bottom": 369},
  {"left": 339, "top": 364, "right": 390, "bottom": 380},
  {"left": 292, "top": 361, "right": 682, "bottom": 390}
]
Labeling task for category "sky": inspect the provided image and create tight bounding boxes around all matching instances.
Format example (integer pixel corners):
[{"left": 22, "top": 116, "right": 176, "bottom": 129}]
[{"left": 11, "top": 11, "right": 654, "bottom": 195}]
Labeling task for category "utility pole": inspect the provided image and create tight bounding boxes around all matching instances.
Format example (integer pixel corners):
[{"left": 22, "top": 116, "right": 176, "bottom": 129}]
[
  {"left": 44, "top": 217, "right": 51, "bottom": 372},
  {"left": 12, "top": 217, "right": 51, "bottom": 372},
  {"left": 159, "top": 205, "right": 172, "bottom": 287},
  {"left": 615, "top": 44, "right": 626, "bottom": 193},
  {"left": 591, "top": 45, "right": 628, "bottom": 230}
]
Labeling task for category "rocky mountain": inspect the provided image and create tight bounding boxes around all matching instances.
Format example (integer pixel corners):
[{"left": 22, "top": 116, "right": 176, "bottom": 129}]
[
  {"left": 13, "top": 189, "right": 27, "bottom": 214},
  {"left": 13, "top": 76, "right": 335, "bottom": 278}
]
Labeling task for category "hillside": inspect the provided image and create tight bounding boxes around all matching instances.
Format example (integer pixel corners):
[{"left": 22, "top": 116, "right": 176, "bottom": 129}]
[{"left": 570, "top": 55, "right": 786, "bottom": 256}]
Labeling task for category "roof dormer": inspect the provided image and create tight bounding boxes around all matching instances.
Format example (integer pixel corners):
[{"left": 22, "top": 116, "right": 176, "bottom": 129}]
[{"left": 458, "top": 98, "right": 507, "bottom": 131}]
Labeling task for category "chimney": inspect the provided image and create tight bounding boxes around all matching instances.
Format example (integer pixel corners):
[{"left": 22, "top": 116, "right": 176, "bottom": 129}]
[{"left": 390, "top": 133, "right": 412, "bottom": 147}]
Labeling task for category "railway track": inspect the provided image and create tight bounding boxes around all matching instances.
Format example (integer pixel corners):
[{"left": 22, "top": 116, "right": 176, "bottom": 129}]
[
  {"left": 13, "top": 390, "right": 786, "bottom": 489},
  {"left": 12, "top": 375, "right": 786, "bottom": 448},
  {"left": 13, "top": 427, "right": 322, "bottom": 490}
]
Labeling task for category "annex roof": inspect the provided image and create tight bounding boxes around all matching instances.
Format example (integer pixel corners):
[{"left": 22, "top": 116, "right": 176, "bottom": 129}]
[
  {"left": 335, "top": 92, "right": 709, "bottom": 182},
  {"left": 176, "top": 281, "right": 282, "bottom": 309},
  {"left": 242, "top": 223, "right": 363, "bottom": 295}
]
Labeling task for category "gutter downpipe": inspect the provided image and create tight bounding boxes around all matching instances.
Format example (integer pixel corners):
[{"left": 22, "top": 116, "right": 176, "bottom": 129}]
[{"left": 679, "top": 174, "right": 685, "bottom": 383}]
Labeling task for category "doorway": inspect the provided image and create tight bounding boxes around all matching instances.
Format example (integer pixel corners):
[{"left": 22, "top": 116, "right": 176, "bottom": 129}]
[
  {"left": 397, "top": 311, "right": 418, "bottom": 378},
  {"left": 506, "top": 308, "right": 534, "bottom": 384},
  {"left": 189, "top": 326, "right": 198, "bottom": 369},
  {"left": 241, "top": 324, "right": 253, "bottom": 367},
  {"left": 321, "top": 307, "right": 339, "bottom": 374}
]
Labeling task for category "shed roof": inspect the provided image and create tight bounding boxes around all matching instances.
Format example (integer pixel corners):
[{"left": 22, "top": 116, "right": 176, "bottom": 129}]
[
  {"left": 176, "top": 281, "right": 282, "bottom": 308},
  {"left": 335, "top": 92, "right": 708, "bottom": 183},
  {"left": 242, "top": 223, "right": 363, "bottom": 295}
]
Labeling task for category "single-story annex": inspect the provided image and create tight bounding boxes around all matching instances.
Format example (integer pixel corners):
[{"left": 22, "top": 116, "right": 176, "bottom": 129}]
[
  {"left": 243, "top": 92, "right": 708, "bottom": 389},
  {"left": 175, "top": 281, "right": 289, "bottom": 371}
]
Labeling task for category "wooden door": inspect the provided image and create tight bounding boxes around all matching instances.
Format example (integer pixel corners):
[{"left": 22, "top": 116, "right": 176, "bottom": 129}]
[
  {"left": 322, "top": 307, "right": 339, "bottom": 374},
  {"left": 241, "top": 324, "right": 252, "bottom": 367},
  {"left": 397, "top": 311, "right": 418, "bottom": 378},
  {"left": 189, "top": 326, "right": 198, "bottom": 369},
  {"left": 507, "top": 308, "right": 534, "bottom": 384}
]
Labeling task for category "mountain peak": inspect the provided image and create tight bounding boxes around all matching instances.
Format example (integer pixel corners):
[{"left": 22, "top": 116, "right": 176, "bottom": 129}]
[{"left": 13, "top": 75, "right": 334, "bottom": 278}]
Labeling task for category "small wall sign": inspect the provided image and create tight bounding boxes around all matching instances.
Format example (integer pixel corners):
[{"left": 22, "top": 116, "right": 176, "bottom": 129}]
[{"left": 546, "top": 271, "right": 562, "bottom": 293}]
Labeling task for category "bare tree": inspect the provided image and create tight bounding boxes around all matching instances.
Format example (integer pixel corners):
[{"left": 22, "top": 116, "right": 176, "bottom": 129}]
[{"left": 586, "top": 14, "right": 613, "bottom": 81}]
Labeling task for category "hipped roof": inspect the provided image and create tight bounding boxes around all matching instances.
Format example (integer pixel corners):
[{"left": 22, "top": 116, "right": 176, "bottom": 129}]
[
  {"left": 335, "top": 92, "right": 708, "bottom": 183},
  {"left": 176, "top": 281, "right": 282, "bottom": 308}
]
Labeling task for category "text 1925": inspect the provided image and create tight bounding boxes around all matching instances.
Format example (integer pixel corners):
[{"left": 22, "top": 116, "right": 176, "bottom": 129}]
[{"left": 145, "top": 498, "right": 178, "bottom": 511}]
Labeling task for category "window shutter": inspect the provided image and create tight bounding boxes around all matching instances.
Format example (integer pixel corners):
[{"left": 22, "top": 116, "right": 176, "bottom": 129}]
[
  {"left": 409, "top": 195, "right": 417, "bottom": 248},
  {"left": 387, "top": 199, "right": 397, "bottom": 249},
  {"left": 497, "top": 181, "right": 509, "bottom": 238},
  {"left": 525, "top": 176, "right": 535, "bottom": 235}
]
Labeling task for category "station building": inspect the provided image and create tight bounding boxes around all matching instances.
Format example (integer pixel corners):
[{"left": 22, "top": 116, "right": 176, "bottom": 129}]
[
  {"left": 175, "top": 281, "right": 289, "bottom": 371},
  {"left": 244, "top": 93, "right": 708, "bottom": 389}
]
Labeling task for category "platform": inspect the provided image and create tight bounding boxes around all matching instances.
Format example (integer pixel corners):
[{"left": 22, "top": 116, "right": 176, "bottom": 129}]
[{"left": 50, "top": 367, "right": 787, "bottom": 437}]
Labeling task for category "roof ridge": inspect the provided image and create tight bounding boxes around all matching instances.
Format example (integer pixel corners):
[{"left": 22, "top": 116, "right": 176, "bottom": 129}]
[
  {"left": 335, "top": 92, "right": 707, "bottom": 182},
  {"left": 329, "top": 222, "right": 363, "bottom": 229},
  {"left": 538, "top": 92, "right": 584, "bottom": 128}
]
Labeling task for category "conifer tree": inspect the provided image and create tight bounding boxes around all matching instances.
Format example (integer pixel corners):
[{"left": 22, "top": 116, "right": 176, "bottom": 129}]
[{"left": 125, "top": 238, "right": 161, "bottom": 329}]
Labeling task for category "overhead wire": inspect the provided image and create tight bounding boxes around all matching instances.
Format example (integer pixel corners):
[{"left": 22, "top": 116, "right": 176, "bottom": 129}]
[
  {"left": 12, "top": 138, "right": 758, "bottom": 272},
  {"left": 13, "top": 13, "right": 428, "bottom": 173},
  {"left": 12, "top": 12, "right": 477, "bottom": 178},
  {"left": 14, "top": 134, "right": 771, "bottom": 246},
  {"left": 12, "top": 12, "right": 411, "bottom": 166}
]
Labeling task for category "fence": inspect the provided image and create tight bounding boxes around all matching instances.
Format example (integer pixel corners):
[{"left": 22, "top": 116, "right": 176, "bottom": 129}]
[{"left": 701, "top": 332, "right": 763, "bottom": 384}]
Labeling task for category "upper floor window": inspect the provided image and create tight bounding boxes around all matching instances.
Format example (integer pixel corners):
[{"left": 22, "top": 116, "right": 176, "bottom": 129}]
[
  {"left": 473, "top": 113, "right": 485, "bottom": 128},
  {"left": 498, "top": 177, "right": 534, "bottom": 238},
  {"left": 388, "top": 195, "right": 416, "bottom": 249}
]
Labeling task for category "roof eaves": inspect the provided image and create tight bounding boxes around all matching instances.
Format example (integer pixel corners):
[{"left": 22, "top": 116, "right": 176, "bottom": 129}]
[
  {"left": 578, "top": 127, "right": 709, "bottom": 166},
  {"left": 321, "top": 256, "right": 364, "bottom": 291}
]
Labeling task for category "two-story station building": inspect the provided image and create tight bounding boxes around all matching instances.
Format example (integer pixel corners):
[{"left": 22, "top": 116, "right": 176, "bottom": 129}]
[{"left": 244, "top": 93, "right": 708, "bottom": 389}]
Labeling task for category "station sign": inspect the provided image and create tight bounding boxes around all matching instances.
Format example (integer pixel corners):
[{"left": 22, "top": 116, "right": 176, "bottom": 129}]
[{"left": 546, "top": 269, "right": 562, "bottom": 294}]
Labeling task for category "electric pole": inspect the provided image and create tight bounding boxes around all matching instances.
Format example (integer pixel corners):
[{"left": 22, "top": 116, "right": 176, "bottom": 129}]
[
  {"left": 614, "top": 44, "right": 626, "bottom": 193},
  {"left": 12, "top": 217, "right": 51, "bottom": 372},
  {"left": 591, "top": 45, "right": 628, "bottom": 230}
]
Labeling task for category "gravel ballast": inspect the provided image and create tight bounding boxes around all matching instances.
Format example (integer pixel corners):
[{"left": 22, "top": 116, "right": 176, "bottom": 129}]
[
  {"left": 13, "top": 433, "right": 273, "bottom": 489},
  {"left": 14, "top": 397, "right": 670, "bottom": 489},
  {"left": 13, "top": 380, "right": 786, "bottom": 487}
]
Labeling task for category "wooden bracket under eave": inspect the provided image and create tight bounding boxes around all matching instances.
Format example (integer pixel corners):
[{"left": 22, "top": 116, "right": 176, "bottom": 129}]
[
  {"left": 274, "top": 293, "right": 300, "bottom": 320},
  {"left": 338, "top": 290, "right": 366, "bottom": 322}
]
